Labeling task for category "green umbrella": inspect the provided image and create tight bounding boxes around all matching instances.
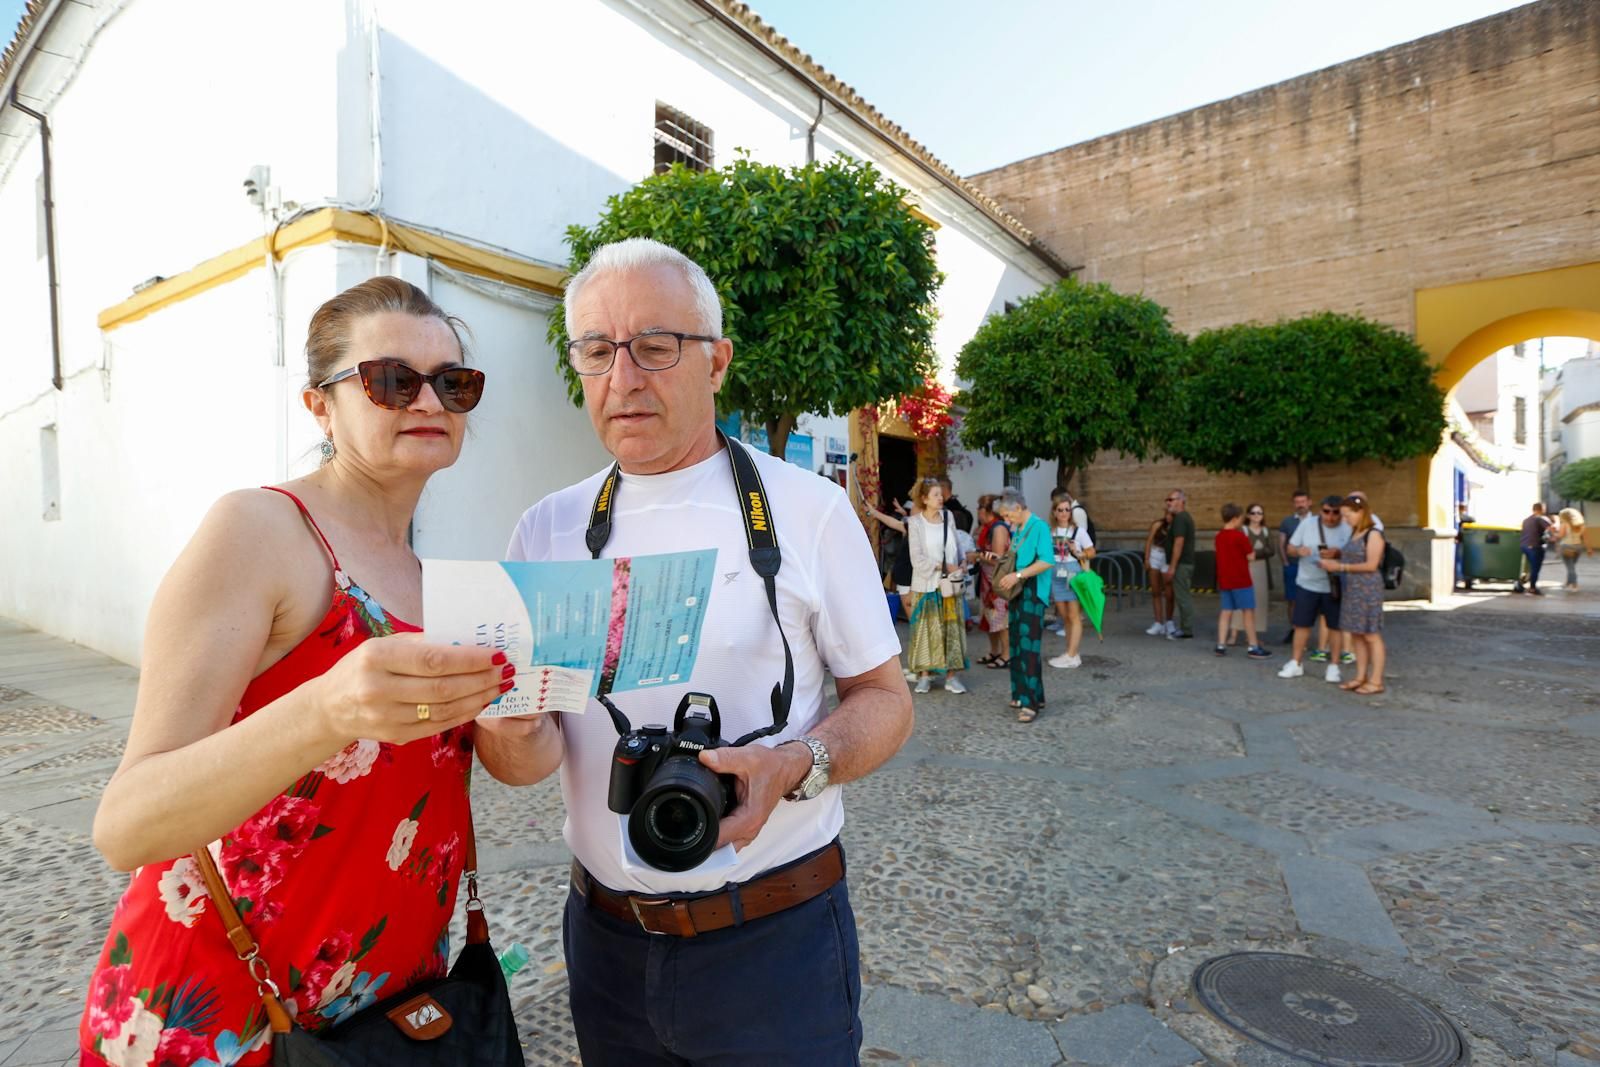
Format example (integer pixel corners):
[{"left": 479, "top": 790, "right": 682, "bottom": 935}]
[{"left": 1069, "top": 568, "right": 1106, "bottom": 638}]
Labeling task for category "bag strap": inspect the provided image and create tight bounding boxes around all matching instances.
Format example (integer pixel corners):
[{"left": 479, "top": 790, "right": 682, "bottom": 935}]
[
  {"left": 586, "top": 431, "right": 794, "bottom": 748},
  {"left": 192, "top": 791, "right": 488, "bottom": 1034}
]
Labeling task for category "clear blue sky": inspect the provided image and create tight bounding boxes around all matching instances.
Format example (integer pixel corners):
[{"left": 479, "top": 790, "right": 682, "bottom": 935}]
[
  {"left": 4, "top": 0, "right": 1530, "bottom": 173},
  {"left": 746, "top": 0, "right": 1533, "bottom": 174}
]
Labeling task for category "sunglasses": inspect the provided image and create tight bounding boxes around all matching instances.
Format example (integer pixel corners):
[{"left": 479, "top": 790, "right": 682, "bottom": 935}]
[
  {"left": 1248, "top": 510, "right": 1264, "bottom": 516},
  {"left": 319, "top": 359, "right": 485, "bottom": 413},
  {"left": 1321, "top": 508, "right": 1339, "bottom": 515}
]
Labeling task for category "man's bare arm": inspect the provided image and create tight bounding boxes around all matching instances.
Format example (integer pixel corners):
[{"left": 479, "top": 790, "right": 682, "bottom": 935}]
[{"left": 702, "top": 657, "right": 913, "bottom": 851}]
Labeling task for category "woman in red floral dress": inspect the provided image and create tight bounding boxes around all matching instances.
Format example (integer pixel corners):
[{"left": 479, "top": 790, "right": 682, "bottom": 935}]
[{"left": 78, "top": 278, "right": 563, "bottom": 1067}]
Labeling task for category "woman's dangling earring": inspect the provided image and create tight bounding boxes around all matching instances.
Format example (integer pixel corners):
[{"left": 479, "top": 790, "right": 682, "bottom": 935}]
[{"left": 320, "top": 434, "right": 335, "bottom": 463}]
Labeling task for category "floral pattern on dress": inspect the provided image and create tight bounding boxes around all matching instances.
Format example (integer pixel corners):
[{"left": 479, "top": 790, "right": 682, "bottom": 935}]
[{"left": 79, "top": 566, "right": 471, "bottom": 1067}]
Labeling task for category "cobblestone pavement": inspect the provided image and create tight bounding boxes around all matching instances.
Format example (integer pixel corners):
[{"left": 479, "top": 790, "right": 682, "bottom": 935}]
[{"left": 2, "top": 565, "right": 1597, "bottom": 1066}]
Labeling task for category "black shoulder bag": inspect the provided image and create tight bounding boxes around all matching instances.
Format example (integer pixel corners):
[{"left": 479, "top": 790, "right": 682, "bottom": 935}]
[{"left": 193, "top": 803, "right": 523, "bottom": 1066}]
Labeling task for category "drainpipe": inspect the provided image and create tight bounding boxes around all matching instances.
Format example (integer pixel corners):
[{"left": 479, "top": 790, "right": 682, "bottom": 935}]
[
  {"left": 8, "top": 89, "right": 63, "bottom": 391},
  {"left": 806, "top": 91, "right": 824, "bottom": 164}
]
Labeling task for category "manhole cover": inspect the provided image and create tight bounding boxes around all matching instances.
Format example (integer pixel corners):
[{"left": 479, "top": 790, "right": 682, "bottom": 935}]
[{"left": 1192, "top": 952, "right": 1464, "bottom": 1066}]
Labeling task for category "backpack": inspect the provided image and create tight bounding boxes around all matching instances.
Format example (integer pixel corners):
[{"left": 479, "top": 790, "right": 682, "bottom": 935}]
[
  {"left": 1073, "top": 503, "right": 1097, "bottom": 546},
  {"left": 1367, "top": 531, "right": 1405, "bottom": 591}
]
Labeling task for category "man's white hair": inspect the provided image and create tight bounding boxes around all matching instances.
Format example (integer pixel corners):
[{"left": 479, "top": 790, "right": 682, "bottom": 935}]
[{"left": 564, "top": 237, "right": 723, "bottom": 338}]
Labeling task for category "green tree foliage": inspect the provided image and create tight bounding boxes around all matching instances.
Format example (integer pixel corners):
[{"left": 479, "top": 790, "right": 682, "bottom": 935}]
[
  {"left": 550, "top": 156, "right": 942, "bottom": 456},
  {"left": 1553, "top": 456, "right": 1600, "bottom": 502},
  {"left": 1164, "top": 312, "right": 1448, "bottom": 488},
  {"left": 955, "top": 279, "right": 1185, "bottom": 490}
]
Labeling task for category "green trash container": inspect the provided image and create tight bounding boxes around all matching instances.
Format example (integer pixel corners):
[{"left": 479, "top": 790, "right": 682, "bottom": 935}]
[{"left": 1461, "top": 524, "right": 1523, "bottom": 581}]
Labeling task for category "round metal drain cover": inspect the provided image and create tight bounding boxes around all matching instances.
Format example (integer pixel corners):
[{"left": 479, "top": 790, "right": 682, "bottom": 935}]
[{"left": 1192, "top": 952, "right": 1464, "bottom": 1066}]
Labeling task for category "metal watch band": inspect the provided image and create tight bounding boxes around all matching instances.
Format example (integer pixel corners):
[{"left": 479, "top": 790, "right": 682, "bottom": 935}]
[{"left": 783, "top": 736, "right": 830, "bottom": 801}]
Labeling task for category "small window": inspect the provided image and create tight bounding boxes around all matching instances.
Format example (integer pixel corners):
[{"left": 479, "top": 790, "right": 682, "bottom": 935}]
[
  {"left": 1002, "top": 461, "right": 1023, "bottom": 492},
  {"left": 1513, "top": 396, "right": 1527, "bottom": 445},
  {"left": 1512, "top": 342, "right": 1526, "bottom": 360},
  {"left": 654, "top": 104, "right": 714, "bottom": 174},
  {"left": 40, "top": 424, "right": 60, "bottom": 521}
]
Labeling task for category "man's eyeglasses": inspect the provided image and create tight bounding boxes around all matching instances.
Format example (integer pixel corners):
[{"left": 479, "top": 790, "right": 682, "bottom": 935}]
[
  {"left": 566, "top": 332, "right": 719, "bottom": 376},
  {"left": 319, "top": 359, "right": 485, "bottom": 413}
]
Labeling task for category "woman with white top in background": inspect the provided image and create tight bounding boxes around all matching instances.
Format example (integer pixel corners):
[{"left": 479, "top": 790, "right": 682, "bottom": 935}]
[{"left": 905, "top": 477, "right": 970, "bottom": 694}]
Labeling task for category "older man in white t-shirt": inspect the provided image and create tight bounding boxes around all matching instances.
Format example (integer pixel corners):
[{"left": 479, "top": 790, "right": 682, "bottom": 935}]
[{"left": 503, "top": 238, "right": 911, "bottom": 1066}]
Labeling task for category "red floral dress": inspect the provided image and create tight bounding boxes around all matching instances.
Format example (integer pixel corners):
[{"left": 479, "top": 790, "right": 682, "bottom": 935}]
[{"left": 79, "top": 489, "right": 475, "bottom": 1067}]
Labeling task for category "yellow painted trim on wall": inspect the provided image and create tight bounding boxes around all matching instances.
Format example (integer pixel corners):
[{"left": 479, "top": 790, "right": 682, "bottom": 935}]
[
  {"left": 1412, "top": 260, "right": 1600, "bottom": 529},
  {"left": 98, "top": 209, "right": 566, "bottom": 332},
  {"left": 905, "top": 203, "right": 941, "bottom": 230}
]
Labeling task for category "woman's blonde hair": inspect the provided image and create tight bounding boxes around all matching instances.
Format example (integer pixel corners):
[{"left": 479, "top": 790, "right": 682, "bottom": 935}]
[{"left": 1342, "top": 494, "right": 1375, "bottom": 535}]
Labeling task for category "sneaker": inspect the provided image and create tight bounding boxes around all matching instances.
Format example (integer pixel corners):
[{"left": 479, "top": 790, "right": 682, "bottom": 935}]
[
  {"left": 1309, "top": 649, "right": 1330, "bottom": 663},
  {"left": 1511, "top": 584, "right": 1525, "bottom": 594},
  {"left": 943, "top": 675, "right": 968, "bottom": 694},
  {"left": 1145, "top": 621, "right": 1167, "bottom": 636},
  {"left": 1278, "top": 660, "right": 1304, "bottom": 679},
  {"left": 1048, "top": 653, "right": 1081, "bottom": 669},
  {"left": 1173, "top": 631, "right": 1193, "bottom": 640},
  {"left": 1214, "top": 645, "right": 1227, "bottom": 656},
  {"left": 1248, "top": 646, "right": 1272, "bottom": 659},
  {"left": 903, "top": 669, "right": 918, "bottom": 682},
  {"left": 1530, "top": 587, "right": 1544, "bottom": 597},
  {"left": 1165, "top": 620, "right": 1178, "bottom": 636},
  {"left": 1340, "top": 652, "right": 1356, "bottom": 666},
  {"left": 1325, "top": 664, "right": 1342, "bottom": 684},
  {"left": 1047, "top": 621, "right": 1066, "bottom": 635},
  {"left": 913, "top": 676, "right": 931, "bottom": 694}
]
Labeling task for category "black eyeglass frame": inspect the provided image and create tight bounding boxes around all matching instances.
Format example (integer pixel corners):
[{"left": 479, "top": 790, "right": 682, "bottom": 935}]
[
  {"left": 318, "top": 359, "right": 486, "bottom": 413},
  {"left": 565, "top": 331, "right": 721, "bottom": 376}
]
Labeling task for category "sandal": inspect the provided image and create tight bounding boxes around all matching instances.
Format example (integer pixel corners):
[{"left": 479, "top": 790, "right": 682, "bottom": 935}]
[
  {"left": 976, "top": 653, "right": 998, "bottom": 666},
  {"left": 1338, "top": 679, "right": 1364, "bottom": 691},
  {"left": 1355, "top": 683, "right": 1386, "bottom": 696},
  {"left": 1016, "top": 705, "right": 1039, "bottom": 723},
  {"left": 985, "top": 656, "right": 1010, "bottom": 669}
]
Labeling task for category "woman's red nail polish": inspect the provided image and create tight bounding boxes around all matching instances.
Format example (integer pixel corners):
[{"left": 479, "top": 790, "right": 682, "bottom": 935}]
[
  {"left": 491, "top": 651, "right": 508, "bottom": 665},
  {"left": 499, "top": 679, "right": 515, "bottom": 693},
  {"left": 501, "top": 664, "right": 516, "bottom": 679}
]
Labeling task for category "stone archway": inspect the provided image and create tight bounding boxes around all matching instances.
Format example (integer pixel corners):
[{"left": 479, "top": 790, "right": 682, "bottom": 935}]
[{"left": 1413, "top": 262, "right": 1600, "bottom": 540}]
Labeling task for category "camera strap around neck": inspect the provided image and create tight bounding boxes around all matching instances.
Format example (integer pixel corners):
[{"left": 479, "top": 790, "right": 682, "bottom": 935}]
[{"left": 584, "top": 430, "right": 794, "bottom": 747}]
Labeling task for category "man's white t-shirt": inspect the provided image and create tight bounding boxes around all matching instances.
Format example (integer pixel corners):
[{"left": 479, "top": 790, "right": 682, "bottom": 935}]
[
  {"left": 506, "top": 442, "right": 901, "bottom": 895},
  {"left": 1289, "top": 518, "right": 1352, "bottom": 594}
]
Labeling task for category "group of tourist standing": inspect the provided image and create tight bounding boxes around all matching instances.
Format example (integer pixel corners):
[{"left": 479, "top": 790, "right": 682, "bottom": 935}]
[{"left": 867, "top": 486, "right": 1095, "bottom": 723}]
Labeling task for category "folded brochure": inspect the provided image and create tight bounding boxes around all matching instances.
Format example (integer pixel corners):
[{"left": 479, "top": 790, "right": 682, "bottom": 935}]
[{"left": 422, "top": 550, "right": 717, "bottom": 717}]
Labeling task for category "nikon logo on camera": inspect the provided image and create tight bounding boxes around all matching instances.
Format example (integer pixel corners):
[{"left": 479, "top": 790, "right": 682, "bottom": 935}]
[{"left": 748, "top": 492, "right": 768, "bottom": 532}]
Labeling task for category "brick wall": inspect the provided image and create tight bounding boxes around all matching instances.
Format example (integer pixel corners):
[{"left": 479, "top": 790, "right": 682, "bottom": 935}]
[{"left": 972, "top": 0, "right": 1600, "bottom": 536}]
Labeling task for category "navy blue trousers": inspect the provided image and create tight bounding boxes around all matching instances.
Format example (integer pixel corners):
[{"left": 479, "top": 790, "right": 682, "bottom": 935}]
[{"left": 564, "top": 857, "right": 863, "bottom": 1066}]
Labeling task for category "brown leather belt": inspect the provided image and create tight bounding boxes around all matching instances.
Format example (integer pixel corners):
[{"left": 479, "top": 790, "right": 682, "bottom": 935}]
[{"left": 571, "top": 841, "right": 844, "bottom": 937}]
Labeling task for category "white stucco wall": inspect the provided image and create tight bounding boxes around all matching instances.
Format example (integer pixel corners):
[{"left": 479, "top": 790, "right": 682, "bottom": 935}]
[{"left": 0, "top": 0, "right": 1060, "bottom": 660}]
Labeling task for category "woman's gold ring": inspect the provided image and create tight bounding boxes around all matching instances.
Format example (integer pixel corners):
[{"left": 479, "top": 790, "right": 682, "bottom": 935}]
[{"left": 416, "top": 703, "right": 431, "bottom": 722}]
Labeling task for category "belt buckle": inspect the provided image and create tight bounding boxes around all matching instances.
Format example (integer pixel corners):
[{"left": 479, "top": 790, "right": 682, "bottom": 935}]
[{"left": 629, "top": 897, "right": 696, "bottom": 937}]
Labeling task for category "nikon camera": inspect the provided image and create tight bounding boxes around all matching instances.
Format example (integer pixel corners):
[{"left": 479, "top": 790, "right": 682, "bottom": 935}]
[{"left": 606, "top": 693, "right": 736, "bottom": 872}]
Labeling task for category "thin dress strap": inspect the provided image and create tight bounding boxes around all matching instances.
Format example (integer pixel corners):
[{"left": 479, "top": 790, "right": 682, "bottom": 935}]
[{"left": 260, "top": 486, "right": 348, "bottom": 588}]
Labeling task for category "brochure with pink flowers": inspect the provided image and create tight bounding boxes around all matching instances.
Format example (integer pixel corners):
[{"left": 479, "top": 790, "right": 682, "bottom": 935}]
[{"left": 422, "top": 550, "right": 717, "bottom": 717}]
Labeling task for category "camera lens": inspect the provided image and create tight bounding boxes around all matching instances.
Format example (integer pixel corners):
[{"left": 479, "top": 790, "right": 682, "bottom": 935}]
[
  {"left": 628, "top": 754, "right": 730, "bottom": 872},
  {"left": 647, "top": 795, "right": 707, "bottom": 850}
]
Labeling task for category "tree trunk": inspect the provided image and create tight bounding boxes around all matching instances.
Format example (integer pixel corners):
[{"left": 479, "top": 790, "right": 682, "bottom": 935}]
[
  {"left": 1056, "top": 457, "right": 1079, "bottom": 495},
  {"left": 1294, "top": 459, "right": 1310, "bottom": 492},
  {"left": 766, "top": 414, "right": 797, "bottom": 459}
]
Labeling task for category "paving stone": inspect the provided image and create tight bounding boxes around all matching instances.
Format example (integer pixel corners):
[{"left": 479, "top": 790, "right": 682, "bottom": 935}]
[
  {"left": 1050, "top": 1003, "right": 1203, "bottom": 1066},
  {"left": 860, "top": 984, "right": 1061, "bottom": 1067},
  {"left": 2, "top": 592, "right": 1596, "bottom": 1063}
]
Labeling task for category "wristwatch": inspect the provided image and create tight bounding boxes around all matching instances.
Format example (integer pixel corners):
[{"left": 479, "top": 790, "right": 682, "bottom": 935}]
[{"left": 782, "top": 736, "right": 831, "bottom": 801}]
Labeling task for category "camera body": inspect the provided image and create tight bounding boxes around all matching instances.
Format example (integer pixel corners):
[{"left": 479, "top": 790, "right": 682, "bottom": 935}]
[{"left": 606, "top": 692, "right": 736, "bottom": 872}]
